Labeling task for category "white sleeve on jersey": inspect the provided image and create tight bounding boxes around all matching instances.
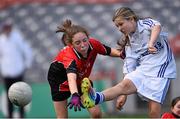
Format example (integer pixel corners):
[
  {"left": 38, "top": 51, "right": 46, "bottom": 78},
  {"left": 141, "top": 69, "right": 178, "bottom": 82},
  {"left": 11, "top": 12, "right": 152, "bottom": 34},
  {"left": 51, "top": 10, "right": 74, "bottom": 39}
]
[{"left": 142, "top": 18, "right": 161, "bottom": 30}]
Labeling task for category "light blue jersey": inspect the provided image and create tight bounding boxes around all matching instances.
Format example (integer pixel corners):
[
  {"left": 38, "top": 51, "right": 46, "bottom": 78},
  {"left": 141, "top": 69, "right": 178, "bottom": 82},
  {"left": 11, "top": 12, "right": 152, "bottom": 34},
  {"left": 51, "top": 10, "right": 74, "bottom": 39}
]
[
  {"left": 123, "top": 18, "right": 176, "bottom": 103},
  {"left": 123, "top": 18, "right": 176, "bottom": 78}
]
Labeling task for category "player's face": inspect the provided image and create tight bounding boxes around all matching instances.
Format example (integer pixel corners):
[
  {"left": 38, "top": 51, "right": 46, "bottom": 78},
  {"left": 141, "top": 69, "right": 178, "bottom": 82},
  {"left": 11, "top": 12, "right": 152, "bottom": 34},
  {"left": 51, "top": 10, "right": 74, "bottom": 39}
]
[
  {"left": 72, "top": 32, "right": 89, "bottom": 57},
  {"left": 172, "top": 100, "right": 180, "bottom": 117},
  {"left": 114, "top": 18, "right": 136, "bottom": 35}
]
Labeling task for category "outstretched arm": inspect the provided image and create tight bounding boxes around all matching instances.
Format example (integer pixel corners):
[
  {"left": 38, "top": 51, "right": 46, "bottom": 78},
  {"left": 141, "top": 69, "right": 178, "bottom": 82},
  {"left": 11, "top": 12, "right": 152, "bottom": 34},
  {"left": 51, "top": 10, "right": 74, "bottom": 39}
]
[
  {"left": 67, "top": 73, "right": 79, "bottom": 94},
  {"left": 67, "top": 73, "right": 84, "bottom": 111},
  {"left": 66, "top": 60, "right": 84, "bottom": 111}
]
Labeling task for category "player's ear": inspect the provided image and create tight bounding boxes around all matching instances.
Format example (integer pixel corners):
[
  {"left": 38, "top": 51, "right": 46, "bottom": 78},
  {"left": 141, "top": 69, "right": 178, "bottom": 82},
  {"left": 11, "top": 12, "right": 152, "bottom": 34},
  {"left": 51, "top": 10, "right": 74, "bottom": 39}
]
[{"left": 130, "top": 17, "right": 135, "bottom": 22}]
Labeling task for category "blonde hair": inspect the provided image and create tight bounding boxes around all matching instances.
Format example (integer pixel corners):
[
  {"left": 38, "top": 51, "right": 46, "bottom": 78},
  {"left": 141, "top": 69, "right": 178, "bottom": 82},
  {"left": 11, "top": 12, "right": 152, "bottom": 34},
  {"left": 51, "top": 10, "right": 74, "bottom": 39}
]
[
  {"left": 112, "top": 7, "right": 139, "bottom": 50},
  {"left": 56, "top": 19, "right": 89, "bottom": 44},
  {"left": 112, "top": 7, "right": 139, "bottom": 22}
]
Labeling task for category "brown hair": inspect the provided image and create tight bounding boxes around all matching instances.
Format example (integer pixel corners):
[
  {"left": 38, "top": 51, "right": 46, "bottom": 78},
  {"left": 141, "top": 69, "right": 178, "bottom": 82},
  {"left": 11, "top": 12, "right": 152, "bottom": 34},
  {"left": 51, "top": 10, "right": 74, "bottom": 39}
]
[
  {"left": 56, "top": 19, "right": 89, "bottom": 44},
  {"left": 113, "top": 7, "right": 139, "bottom": 49},
  {"left": 117, "top": 34, "right": 129, "bottom": 50},
  {"left": 171, "top": 96, "right": 180, "bottom": 108},
  {"left": 60, "top": 33, "right": 69, "bottom": 46}
]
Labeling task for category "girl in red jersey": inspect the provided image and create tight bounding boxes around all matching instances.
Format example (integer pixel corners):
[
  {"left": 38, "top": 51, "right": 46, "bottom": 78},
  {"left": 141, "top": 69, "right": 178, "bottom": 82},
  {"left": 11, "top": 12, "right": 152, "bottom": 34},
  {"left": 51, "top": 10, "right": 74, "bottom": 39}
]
[
  {"left": 47, "top": 19, "right": 124, "bottom": 118},
  {"left": 161, "top": 96, "right": 180, "bottom": 119}
]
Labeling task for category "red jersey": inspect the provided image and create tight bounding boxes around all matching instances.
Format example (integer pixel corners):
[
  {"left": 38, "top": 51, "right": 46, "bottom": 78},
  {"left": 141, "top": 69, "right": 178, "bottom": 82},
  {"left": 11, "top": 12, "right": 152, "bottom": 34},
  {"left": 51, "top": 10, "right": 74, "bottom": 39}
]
[
  {"left": 161, "top": 112, "right": 176, "bottom": 119},
  {"left": 54, "top": 38, "right": 111, "bottom": 91}
]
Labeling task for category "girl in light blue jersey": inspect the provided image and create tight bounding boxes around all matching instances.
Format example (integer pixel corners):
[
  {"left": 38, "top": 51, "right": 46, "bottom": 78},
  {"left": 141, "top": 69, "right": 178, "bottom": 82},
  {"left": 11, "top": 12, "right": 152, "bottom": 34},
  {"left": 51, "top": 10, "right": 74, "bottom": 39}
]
[{"left": 81, "top": 7, "right": 177, "bottom": 118}]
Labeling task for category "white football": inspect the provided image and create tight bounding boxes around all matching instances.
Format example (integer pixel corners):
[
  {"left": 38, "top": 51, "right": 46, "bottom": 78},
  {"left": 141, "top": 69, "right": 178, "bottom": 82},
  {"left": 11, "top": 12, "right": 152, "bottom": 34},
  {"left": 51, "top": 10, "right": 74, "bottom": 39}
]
[{"left": 8, "top": 81, "right": 32, "bottom": 107}]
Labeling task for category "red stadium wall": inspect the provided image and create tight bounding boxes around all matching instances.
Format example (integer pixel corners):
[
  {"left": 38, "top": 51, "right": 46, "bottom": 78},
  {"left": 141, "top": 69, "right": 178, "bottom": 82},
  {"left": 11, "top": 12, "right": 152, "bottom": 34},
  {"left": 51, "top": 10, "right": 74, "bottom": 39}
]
[
  {"left": 0, "top": 0, "right": 132, "bottom": 9},
  {"left": 169, "top": 34, "right": 180, "bottom": 57}
]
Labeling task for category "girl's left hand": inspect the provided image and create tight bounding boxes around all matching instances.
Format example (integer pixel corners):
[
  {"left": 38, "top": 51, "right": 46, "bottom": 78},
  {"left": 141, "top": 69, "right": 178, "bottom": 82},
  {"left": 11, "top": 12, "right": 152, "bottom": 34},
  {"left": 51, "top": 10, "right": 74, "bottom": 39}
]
[
  {"left": 148, "top": 42, "right": 157, "bottom": 54},
  {"left": 148, "top": 46, "right": 157, "bottom": 54}
]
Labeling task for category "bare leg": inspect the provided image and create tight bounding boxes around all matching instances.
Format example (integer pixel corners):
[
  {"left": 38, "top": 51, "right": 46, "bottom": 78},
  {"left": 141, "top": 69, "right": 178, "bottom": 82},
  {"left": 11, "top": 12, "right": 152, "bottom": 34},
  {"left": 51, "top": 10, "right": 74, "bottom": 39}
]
[
  {"left": 88, "top": 105, "right": 102, "bottom": 118},
  {"left": 148, "top": 100, "right": 161, "bottom": 118},
  {"left": 53, "top": 100, "right": 68, "bottom": 118},
  {"left": 102, "top": 79, "right": 137, "bottom": 101}
]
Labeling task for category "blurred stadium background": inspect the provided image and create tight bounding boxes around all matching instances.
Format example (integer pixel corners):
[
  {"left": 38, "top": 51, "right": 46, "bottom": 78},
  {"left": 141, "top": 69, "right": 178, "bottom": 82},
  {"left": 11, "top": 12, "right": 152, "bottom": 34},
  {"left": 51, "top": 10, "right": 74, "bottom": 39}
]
[{"left": 0, "top": 0, "right": 180, "bottom": 118}]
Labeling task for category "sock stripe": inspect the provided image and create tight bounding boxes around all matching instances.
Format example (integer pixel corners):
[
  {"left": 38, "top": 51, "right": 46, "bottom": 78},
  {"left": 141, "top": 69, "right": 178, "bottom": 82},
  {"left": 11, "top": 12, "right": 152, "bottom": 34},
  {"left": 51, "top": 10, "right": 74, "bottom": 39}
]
[{"left": 95, "top": 92, "right": 104, "bottom": 105}]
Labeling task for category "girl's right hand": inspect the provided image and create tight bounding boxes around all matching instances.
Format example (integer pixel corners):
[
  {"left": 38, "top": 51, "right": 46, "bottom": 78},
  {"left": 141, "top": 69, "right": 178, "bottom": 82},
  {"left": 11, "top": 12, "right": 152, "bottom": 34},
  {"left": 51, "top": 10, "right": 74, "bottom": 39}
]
[
  {"left": 120, "top": 48, "right": 126, "bottom": 59},
  {"left": 116, "top": 95, "right": 127, "bottom": 110},
  {"left": 67, "top": 92, "right": 85, "bottom": 111}
]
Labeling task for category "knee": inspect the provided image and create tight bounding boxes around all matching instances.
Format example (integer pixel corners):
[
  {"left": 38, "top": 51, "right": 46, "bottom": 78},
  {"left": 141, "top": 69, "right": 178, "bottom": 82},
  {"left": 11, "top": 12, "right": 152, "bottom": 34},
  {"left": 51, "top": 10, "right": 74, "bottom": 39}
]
[
  {"left": 89, "top": 108, "right": 102, "bottom": 118},
  {"left": 119, "top": 79, "right": 137, "bottom": 94},
  {"left": 117, "top": 80, "right": 130, "bottom": 91},
  {"left": 91, "top": 111, "right": 102, "bottom": 118},
  {"left": 148, "top": 101, "right": 161, "bottom": 118},
  {"left": 149, "top": 109, "right": 160, "bottom": 118}
]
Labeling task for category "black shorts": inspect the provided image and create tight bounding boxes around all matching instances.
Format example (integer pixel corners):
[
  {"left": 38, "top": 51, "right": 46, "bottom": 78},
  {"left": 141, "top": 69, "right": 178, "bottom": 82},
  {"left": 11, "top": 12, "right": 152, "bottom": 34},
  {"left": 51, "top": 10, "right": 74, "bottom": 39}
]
[
  {"left": 47, "top": 61, "right": 94, "bottom": 101},
  {"left": 47, "top": 61, "right": 71, "bottom": 101}
]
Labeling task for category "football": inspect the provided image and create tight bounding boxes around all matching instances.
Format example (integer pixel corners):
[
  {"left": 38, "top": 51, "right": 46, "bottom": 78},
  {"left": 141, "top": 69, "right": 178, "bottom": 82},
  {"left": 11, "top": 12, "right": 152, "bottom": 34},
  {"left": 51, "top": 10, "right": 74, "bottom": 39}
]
[{"left": 8, "top": 81, "right": 32, "bottom": 107}]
